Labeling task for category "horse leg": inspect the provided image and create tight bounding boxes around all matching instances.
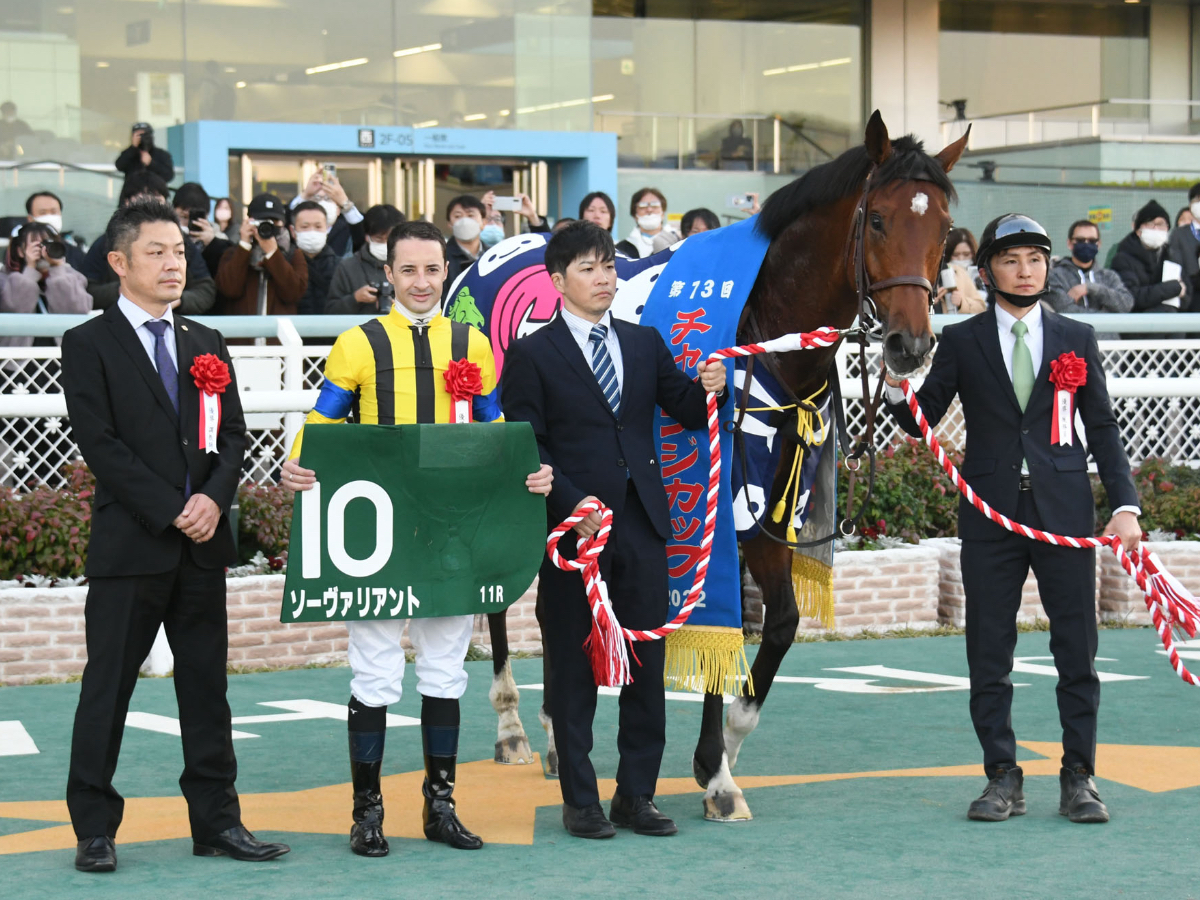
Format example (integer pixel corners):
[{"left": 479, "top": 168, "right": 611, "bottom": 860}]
[
  {"left": 693, "top": 690, "right": 752, "bottom": 822},
  {"left": 487, "top": 611, "right": 533, "bottom": 765},
  {"left": 534, "top": 591, "right": 558, "bottom": 777}
]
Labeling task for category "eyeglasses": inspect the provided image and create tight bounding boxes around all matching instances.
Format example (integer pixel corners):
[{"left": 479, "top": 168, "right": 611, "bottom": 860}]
[
  {"left": 635, "top": 201, "right": 662, "bottom": 212},
  {"left": 1071, "top": 237, "right": 1098, "bottom": 245}
]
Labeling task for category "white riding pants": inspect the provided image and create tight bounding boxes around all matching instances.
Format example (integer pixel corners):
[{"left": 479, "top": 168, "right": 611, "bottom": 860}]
[{"left": 347, "top": 615, "right": 474, "bottom": 707}]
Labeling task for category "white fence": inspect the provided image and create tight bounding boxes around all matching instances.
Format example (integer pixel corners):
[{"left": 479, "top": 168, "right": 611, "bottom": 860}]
[{"left": 1, "top": 313, "right": 1199, "bottom": 490}]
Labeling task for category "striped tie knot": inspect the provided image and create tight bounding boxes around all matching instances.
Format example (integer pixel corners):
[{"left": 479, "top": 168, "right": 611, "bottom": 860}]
[
  {"left": 588, "top": 322, "right": 620, "bottom": 414},
  {"left": 589, "top": 323, "right": 608, "bottom": 343}
]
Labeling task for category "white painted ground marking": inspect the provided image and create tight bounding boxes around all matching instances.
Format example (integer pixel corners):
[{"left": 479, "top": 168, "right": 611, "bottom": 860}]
[
  {"left": 517, "top": 684, "right": 734, "bottom": 704},
  {"left": 124, "top": 699, "right": 420, "bottom": 740},
  {"left": 0, "top": 721, "right": 39, "bottom": 756},
  {"left": 1013, "top": 656, "right": 1146, "bottom": 683}
]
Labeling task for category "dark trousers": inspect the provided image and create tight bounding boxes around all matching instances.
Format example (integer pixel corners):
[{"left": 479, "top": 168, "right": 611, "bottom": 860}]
[
  {"left": 961, "top": 491, "right": 1099, "bottom": 777},
  {"left": 538, "top": 482, "right": 668, "bottom": 809},
  {"left": 66, "top": 551, "right": 242, "bottom": 841}
]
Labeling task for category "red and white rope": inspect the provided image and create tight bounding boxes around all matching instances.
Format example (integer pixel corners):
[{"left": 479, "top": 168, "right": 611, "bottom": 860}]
[
  {"left": 900, "top": 379, "right": 1200, "bottom": 687},
  {"left": 545, "top": 327, "right": 847, "bottom": 686}
]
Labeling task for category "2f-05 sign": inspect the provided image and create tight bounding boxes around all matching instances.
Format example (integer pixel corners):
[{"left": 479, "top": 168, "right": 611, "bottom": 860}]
[{"left": 279, "top": 423, "right": 546, "bottom": 623}]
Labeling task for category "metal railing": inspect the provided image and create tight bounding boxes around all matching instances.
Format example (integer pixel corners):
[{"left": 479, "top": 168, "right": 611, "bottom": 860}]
[
  {"left": 2, "top": 313, "right": 1199, "bottom": 490},
  {"left": 941, "top": 99, "right": 1200, "bottom": 153}
]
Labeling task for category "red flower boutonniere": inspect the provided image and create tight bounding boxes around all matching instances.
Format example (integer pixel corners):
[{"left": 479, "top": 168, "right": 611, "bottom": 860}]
[
  {"left": 189, "top": 353, "right": 230, "bottom": 453},
  {"left": 444, "top": 358, "right": 483, "bottom": 423},
  {"left": 1048, "top": 351, "right": 1087, "bottom": 445}
]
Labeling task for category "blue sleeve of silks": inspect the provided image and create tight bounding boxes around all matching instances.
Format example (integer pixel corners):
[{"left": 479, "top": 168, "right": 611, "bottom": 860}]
[
  {"left": 313, "top": 380, "right": 355, "bottom": 420},
  {"left": 474, "top": 387, "right": 503, "bottom": 423}
]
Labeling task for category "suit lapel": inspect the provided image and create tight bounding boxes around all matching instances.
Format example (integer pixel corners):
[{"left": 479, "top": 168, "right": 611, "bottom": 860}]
[
  {"left": 613, "top": 319, "right": 636, "bottom": 422},
  {"left": 973, "top": 305, "right": 1022, "bottom": 415},
  {"left": 175, "top": 318, "right": 195, "bottom": 438},
  {"left": 1027, "top": 310, "right": 1062, "bottom": 411},
  {"left": 545, "top": 315, "right": 618, "bottom": 419},
  {"left": 104, "top": 305, "right": 179, "bottom": 423}
]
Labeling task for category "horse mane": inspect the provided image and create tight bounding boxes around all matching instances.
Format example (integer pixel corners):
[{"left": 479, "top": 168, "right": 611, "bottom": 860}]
[{"left": 755, "top": 135, "right": 957, "bottom": 241}]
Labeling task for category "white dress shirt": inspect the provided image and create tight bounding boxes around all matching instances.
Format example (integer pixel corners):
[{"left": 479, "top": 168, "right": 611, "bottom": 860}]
[
  {"left": 117, "top": 295, "right": 177, "bottom": 371},
  {"left": 993, "top": 301, "right": 1043, "bottom": 381},
  {"left": 559, "top": 306, "right": 624, "bottom": 394}
]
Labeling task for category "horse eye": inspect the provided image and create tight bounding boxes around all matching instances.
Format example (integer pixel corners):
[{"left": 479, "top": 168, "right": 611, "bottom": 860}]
[{"left": 869, "top": 213, "right": 884, "bottom": 231}]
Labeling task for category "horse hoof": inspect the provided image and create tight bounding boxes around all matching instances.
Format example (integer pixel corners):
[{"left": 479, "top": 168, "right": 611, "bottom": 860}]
[
  {"left": 542, "top": 749, "right": 559, "bottom": 779},
  {"left": 692, "top": 755, "right": 715, "bottom": 789},
  {"left": 702, "top": 791, "right": 753, "bottom": 823},
  {"left": 494, "top": 735, "right": 533, "bottom": 765}
]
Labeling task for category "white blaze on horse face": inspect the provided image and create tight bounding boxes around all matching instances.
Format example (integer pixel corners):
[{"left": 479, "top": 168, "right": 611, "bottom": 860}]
[{"left": 911, "top": 192, "right": 929, "bottom": 216}]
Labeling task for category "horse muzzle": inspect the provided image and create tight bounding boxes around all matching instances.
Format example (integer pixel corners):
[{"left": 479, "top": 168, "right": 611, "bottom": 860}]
[{"left": 882, "top": 329, "right": 935, "bottom": 377}]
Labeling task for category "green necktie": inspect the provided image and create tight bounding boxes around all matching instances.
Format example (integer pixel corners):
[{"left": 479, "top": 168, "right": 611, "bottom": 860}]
[{"left": 1011, "top": 319, "right": 1034, "bottom": 411}]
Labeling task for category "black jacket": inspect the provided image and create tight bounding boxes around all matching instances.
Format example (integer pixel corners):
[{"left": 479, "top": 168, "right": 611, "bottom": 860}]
[
  {"left": 1166, "top": 224, "right": 1200, "bottom": 310},
  {"left": 326, "top": 244, "right": 388, "bottom": 314},
  {"left": 298, "top": 245, "right": 340, "bottom": 315},
  {"left": 884, "top": 306, "right": 1138, "bottom": 541},
  {"left": 445, "top": 238, "right": 477, "bottom": 301},
  {"left": 1111, "top": 230, "right": 1186, "bottom": 313},
  {"left": 114, "top": 144, "right": 175, "bottom": 182},
  {"left": 501, "top": 314, "right": 717, "bottom": 538},
  {"left": 61, "top": 306, "right": 248, "bottom": 576}
]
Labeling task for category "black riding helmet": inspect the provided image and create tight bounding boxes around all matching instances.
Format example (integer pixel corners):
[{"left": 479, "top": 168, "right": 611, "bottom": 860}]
[{"left": 975, "top": 213, "right": 1053, "bottom": 307}]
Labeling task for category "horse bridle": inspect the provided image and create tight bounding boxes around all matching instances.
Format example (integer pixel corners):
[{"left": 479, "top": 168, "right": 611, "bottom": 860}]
[{"left": 731, "top": 164, "right": 941, "bottom": 546}]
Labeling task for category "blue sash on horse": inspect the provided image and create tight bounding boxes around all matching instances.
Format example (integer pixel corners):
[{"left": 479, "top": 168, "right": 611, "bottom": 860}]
[{"left": 637, "top": 217, "right": 768, "bottom": 693}]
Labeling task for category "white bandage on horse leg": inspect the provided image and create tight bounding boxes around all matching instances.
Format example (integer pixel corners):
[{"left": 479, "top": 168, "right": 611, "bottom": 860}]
[{"left": 722, "top": 696, "right": 760, "bottom": 769}]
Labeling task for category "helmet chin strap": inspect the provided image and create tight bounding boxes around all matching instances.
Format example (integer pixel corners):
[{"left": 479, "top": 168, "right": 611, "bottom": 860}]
[{"left": 982, "top": 263, "right": 1050, "bottom": 309}]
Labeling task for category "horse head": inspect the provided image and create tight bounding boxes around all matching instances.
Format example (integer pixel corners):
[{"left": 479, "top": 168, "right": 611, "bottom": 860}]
[{"left": 860, "top": 110, "right": 969, "bottom": 376}]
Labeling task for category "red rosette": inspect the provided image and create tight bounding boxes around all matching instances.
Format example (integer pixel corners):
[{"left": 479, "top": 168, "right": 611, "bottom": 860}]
[
  {"left": 190, "top": 353, "right": 231, "bottom": 395},
  {"left": 1049, "top": 351, "right": 1087, "bottom": 394},
  {"left": 443, "top": 358, "right": 483, "bottom": 402}
]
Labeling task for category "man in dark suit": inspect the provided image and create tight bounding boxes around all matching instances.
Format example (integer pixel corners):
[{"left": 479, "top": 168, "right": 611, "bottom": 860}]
[
  {"left": 502, "top": 222, "right": 727, "bottom": 839},
  {"left": 61, "top": 198, "right": 290, "bottom": 871},
  {"left": 884, "top": 213, "right": 1142, "bottom": 825}
]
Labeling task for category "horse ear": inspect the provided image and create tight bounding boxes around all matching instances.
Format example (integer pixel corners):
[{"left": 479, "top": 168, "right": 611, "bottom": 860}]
[
  {"left": 935, "top": 125, "right": 971, "bottom": 173},
  {"left": 864, "top": 110, "right": 892, "bottom": 165}
]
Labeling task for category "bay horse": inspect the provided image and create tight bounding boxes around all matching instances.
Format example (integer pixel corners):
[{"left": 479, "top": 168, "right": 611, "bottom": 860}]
[{"left": 484, "top": 111, "right": 969, "bottom": 820}]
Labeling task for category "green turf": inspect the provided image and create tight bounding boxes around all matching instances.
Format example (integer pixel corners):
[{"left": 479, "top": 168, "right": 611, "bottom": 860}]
[{"left": 3, "top": 630, "right": 1200, "bottom": 899}]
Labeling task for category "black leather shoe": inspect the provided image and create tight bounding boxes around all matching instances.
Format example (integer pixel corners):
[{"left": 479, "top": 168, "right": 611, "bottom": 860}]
[
  {"left": 74, "top": 835, "right": 116, "bottom": 872},
  {"left": 562, "top": 802, "right": 616, "bottom": 839},
  {"left": 1060, "top": 766, "right": 1109, "bottom": 823},
  {"left": 967, "top": 766, "right": 1025, "bottom": 821},
  {"left": 193, "top": 825, "right": 290, "bottom": 861},
  {"left": 609, "top": 794, "right": 678, "bottom": 836}
]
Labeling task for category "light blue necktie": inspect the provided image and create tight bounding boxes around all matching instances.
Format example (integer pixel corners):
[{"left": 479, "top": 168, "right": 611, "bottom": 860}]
[{"left": 589, "top": 323, "right": 621, "bottom": 415}]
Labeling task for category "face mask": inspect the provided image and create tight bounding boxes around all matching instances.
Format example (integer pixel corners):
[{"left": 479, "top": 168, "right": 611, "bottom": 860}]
[
  {"left": 452, "top": 217, "right": 481, "bottom": 242},
  {"left": 1071, "top": 241, "right": 1099, "bottom": 264},
  {"left": 1139, "top": 227, "right": 1168, "bottom": 250},
  {"left": 636, "top": 213, "right": 662, "bottom": 232},
  {"left": 367, "top": 240, "right": 388, "bottom": 262},
  {"left": 480, "top": 224, "right": 505, "bottom": 248},
  {"left": 33, "top": 214, "right": 62, "bottom": 234},
  {"left": 295, "top": 231, "right": 327, "bottom": 255},
  {"left": 214, "top": 207, "right": 231, "bottom": 224},
  {"left": 319, "top": 200, "right": 339, "bottom": 225}
]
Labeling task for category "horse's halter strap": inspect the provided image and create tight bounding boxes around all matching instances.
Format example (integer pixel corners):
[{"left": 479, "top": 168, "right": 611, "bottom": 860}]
[{"left": 850, "top": 165, "right": 936, "bottom": 336}]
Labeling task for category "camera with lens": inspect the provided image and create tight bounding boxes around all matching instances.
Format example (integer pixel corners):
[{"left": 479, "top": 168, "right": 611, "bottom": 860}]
[
  {"left": 132, "top": 122, "right": 155, "bottom": 153},
  {"left": 370, "top": 280, "right": 394, "bottom": 306},
  {"left": 43, "top": 239, "right": 67, "bottom": 260},
  {"left": 187, "top": 208, "right": 208, "bottom": 233},
  {"left": 255, "top": 220, "right": 279, "bottom": 241}
]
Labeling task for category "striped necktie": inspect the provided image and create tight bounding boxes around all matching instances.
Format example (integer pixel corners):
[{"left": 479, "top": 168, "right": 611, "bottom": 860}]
[{"left": 589, "top": 323, "right": 621, "bottom": 415}]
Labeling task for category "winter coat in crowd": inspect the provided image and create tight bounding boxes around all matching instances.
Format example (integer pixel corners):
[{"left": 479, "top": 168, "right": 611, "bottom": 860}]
[
  {"left": 1046, "top": 256, "right": 1134, "bottom": 340},
  {"left": 114, "top": 144, "right": 175, "bottom": 182},
  {"left": 214, "top": 240, "right": 307, "bottom": 316},
  {"left": 0, "top": 263, "right": 92, "bottom": 347},
  {"left": 1110, "top": 231, "right": 1187, "bottom": 313},
  {"left": 326, "top": 243, "right": 390, "bottom": 315},
  {"left": 297, "top": 244, "right": 340, "bottom": 315},
  {"left": 1166, "top": 224, "right": 1200, "bottom": 310}
]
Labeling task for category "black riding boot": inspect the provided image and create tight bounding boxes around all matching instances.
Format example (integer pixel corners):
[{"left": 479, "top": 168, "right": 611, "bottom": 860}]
[
  {"left": 421, "top": 695, "right": 483, "bottom": 850},
  {"left": 348, "top": 697, "right": 389, "bottom": 857}
]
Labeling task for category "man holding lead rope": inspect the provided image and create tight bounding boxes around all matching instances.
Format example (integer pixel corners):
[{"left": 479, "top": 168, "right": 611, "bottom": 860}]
[
  {"left": 883, "top": 213, "right": 1142, "bottom": 824},
  {"left": 502, "top": 222, "right": 727, "bottom": 840}
]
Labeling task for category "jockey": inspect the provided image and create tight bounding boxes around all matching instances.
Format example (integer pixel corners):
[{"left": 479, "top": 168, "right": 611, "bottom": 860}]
[{"left": 281, "top": 220, "right": 552, "bottom": 857}]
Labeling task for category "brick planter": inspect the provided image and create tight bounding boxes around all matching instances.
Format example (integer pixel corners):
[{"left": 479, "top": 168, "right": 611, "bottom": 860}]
[
  {"left": 1099, "top": 540, "right": 1200, "bottom": 626},
  {"left": 804, "top": 545, "right": 942, "bottom": 634},
  {"left": 0, "top": 574, "right": 542, "bottom": 686},
  {"left": 927, "top": 536, "right": 1104, "bottom": 628}
]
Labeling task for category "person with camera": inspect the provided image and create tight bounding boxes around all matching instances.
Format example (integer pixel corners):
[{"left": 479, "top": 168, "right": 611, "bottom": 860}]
[
  {"left": 18, "top": 191, "right": 88, "bottom": 269},
  {"left": 172, "top": 182, "right": 229, "bottom": 278},
  {"left": 291, "top": 200, "right": 340, "bottom": 315},
  {"left": 326, "top": 204, "right": 405, "bottom": 315},
  {"left": 1, "top": 221, "right": 92, "bottom": 349},
  {"left": 80, "top": 172, "right": 217, "bottom": 315},
  {"left": 214, "top": 192, "right": 308, "bottom": 316},
  {"left": 114, "top": 123, "right": 174, "bottom": 183},
  {"left": 291, "top": 170, "right": 365, "bottom": 257}
]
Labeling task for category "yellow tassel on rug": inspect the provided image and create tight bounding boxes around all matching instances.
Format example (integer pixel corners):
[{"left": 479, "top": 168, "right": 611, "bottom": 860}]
[
  {"left": 663, "top": 625, "right": 754, "bottom": 696},
  {"left": 793, "top": 553, "right": 835, "bottom": 629}
]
